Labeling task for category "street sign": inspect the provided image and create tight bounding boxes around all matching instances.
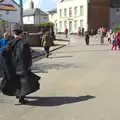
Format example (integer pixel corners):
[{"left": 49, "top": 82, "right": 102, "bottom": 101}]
[{"left": 0, "top": 0, "right": 4, "bottom": 3}]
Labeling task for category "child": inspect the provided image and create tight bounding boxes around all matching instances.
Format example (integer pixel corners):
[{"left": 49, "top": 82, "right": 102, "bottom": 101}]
[
  {"left": 107, "top": 31, "right": 111, "bottom": 44},
  {"left": 111, "top": 34, "right": 117, "bottom": 50}
]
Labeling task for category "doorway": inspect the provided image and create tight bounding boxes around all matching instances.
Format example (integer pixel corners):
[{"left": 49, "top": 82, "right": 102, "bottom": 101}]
[{"left": 69, "top": 21, "right": 72, "bottom": 33}]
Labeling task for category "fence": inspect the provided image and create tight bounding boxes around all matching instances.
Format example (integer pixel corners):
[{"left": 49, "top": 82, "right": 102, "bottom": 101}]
[{"left": 0, "top": 22, "right": 20, "bottom": 35}]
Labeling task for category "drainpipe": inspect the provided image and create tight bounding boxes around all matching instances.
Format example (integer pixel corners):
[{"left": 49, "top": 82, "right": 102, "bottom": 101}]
[
  {"left": 20, "top": 0, "right": 24, "bottom": 30},
  {"left": 86, "top": 0, "right": 89, "bottom": 31}
]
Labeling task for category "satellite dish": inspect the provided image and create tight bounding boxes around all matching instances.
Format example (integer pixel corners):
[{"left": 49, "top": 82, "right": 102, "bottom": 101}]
[{"left": 0, "top": 0, "right": 4, "bottom": 3}]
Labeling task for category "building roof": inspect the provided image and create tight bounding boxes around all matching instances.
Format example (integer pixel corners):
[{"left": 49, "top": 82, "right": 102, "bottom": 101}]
[
  {"left": 23, "top": 8, "right": 48, "bottom": 16},
  {"left": 0, "top": 4, "right": 17, "bottom": 11},
  {"left": 47, "top": 8, "right": 57, "bottom": 13},
  {"left": 0, "top": 0, "right": 19, "bottom": 11}
]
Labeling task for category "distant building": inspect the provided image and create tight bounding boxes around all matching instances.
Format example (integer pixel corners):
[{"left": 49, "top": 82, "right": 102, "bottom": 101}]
[
  {"left": 110, "top": 0, "right": 120, "bottom": 28},
  {"left": 23, "top": 0, "right": 48, "bottom": 25},
  {"left": 48, "top": 8, "right": 57, "bottom": 31},
  {"left": 88, "top": 0, "right": 109, "bottom": 30},
  {"left": 56, "top": 0, "right": 120, "bottom": 33},
  {"left": 0, "top": 0, "right": 20, "bottom": 23},
  {"left": 57, "top": 0, "right": 88, "bottom": 33}
]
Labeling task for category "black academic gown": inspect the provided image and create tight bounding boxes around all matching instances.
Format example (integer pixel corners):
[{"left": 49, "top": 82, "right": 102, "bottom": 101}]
[{"left": 0, "top": 38, "right": 40, "bottom": 96}]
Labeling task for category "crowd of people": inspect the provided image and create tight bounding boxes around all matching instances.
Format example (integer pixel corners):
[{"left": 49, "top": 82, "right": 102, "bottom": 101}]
[
  {"left": 98, "top": 27, "right": 120, "bottom": 51},
  {"left": 80, "top": 26, "right": 120, "bottom": 49}
]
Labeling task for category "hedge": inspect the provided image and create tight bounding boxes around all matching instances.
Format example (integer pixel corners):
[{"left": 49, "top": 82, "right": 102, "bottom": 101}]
[{"left": 40, "top": 22, "right": 54, "bottom": 28}]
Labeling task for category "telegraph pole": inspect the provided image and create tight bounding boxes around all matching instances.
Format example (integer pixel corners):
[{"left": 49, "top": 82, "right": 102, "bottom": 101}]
[{"left": 20, "top": 0, "right": 24, "bottom": 30}]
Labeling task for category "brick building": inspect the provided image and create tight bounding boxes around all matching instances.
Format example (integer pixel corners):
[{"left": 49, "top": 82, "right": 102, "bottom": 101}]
[{"left": 88, "top": 0, "right": 110, "bottom": 29}]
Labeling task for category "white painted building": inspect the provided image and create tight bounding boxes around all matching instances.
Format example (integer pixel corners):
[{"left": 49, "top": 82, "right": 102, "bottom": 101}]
[
  {"left": 23, "top": 1, "right": 48, "bottom": 25},
  {"left": 48, "top": 9, "right": 57, "bottom": 24},
  {"left": 0, "top": 0, "right": 20, "bottom": 23},
  {"left": 48, "top": 8, "right": 58, "bottom": 32},
  {"left": 57, "top": 0, "right": 88, "bottom": 33}
]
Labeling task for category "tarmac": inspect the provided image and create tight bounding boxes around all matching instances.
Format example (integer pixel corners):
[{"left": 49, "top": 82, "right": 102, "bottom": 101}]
[{"left": 1, "top": 35, "right": 120, "bottom": 120}]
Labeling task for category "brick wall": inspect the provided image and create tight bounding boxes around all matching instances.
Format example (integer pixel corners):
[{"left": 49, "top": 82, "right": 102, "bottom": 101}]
[{"left": 88, "top": 0, "right": 110, "bottom": 29}]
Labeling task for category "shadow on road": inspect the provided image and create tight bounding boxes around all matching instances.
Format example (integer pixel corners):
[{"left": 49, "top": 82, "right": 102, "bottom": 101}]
[
  {"left": 90, "top": 44, "right": 109, "bottom": 46},
  {"left": 50, "top": 55, "right": 73, "bottom": 59},
  {"left": 32, "top": 62, "right": 87, "bottom": 73},
  {"left": 56, "top": 49, "right": 111, "bottom": 54},
  {"left": 25, "top": 95, "right": 95, "bottom": 106}
]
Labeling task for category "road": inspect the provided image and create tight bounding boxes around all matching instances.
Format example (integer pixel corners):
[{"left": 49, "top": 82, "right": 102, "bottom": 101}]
[{"left": 0, "top": 36, "right": 120, "bottom": 120}]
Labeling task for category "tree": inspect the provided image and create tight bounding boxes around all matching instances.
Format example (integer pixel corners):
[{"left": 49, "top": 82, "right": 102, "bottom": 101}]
[{"left": 113, "top": 24, "right": 120, "bottom": 33}]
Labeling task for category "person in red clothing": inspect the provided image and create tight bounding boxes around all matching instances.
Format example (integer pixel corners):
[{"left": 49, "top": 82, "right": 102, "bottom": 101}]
[
  {"left": 111, "top": 34, "right": 117, "bottom": 50},
  {"left": 116, "top": 30, "right": 120, "bottom": 50},
  {"left": 64, "top": 27, "right": 68, "bottom": 38}
]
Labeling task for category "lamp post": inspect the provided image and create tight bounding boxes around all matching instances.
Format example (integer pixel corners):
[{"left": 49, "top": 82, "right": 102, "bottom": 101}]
[{"left": 20, "top": 0, "right": 24, "bottom": 30}]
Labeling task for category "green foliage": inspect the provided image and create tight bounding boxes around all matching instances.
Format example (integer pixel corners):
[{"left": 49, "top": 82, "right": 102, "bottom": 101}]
[
  {"left": 113, "top": 24, "right": 120, "bottom": 33},
  {"left": 0, "top": 18, "right": 8, "bottom": 23},
  {"left": 0, "top": 14, "right": 8, "bottom": 23},
  {"left": 40, "top": 22, "right": 54, "bottom": 28}
]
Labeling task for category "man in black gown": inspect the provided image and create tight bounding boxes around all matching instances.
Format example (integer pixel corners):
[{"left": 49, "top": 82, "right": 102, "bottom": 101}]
[{"left": 0, "top": 29, "right": 40, "bottom": 104}]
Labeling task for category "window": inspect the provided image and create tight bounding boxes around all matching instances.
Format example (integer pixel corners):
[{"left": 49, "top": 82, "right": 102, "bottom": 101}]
[
  {"left": 80, "top": 20, "right": 84, "bottom": 27},
  {"left": 6, "top": 11, "right": 9, "bottom": 15},
  {"left": 74, "top": 7, "right": 78, "bottom": 16},
  {"left": 51, "top": 13, "right": 54, "bottom": 18},
  {"left": 44, "top": 17, "right": 47, "bottom": 19},
  {"left": 64, "top": 21, "right": 67, "bottom": 28},
  {"left": 116, "top": 8, "right": 119, "bottom": 12},
  {"left": 80, "top": 6, "right": 84, "bottom": 16},
  {"left": 60, "top": 9, "right": 62, "bottom": 17},
  {"left": 64, "top": 8, "right": 67, "bottom": 17},
  {"left": 69, "top": 7, "right": 72, "bottom": 17},
  {"left": 28, "top": 16, "right": 30, "bottom": 20},
  {"left": 60, "top": 21, "right": 62, "bottom": 29},
  {"left": 74, "top": 20, "right": 77, "bottom": 30}
]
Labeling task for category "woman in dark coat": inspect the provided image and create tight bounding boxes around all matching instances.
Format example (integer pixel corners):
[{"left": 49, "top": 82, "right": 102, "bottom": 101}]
[{"left": 0, "top": 29, "right": 40, "bottom": 104}]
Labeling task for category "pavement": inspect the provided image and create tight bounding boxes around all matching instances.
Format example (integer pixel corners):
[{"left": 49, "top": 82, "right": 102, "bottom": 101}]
[
  {"left": 31, "top": 40, "right": 69, "bottom": 59},
  {"left": 1, "top": 35, "right": 120, "bottom": 120}
]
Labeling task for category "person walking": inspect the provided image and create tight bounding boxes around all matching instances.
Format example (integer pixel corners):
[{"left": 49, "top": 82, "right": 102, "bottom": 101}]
[
  {"left": 116, "top": 30, "right": 120, "bottom": 50},
  {"left": 49, "top": 28, "right": 55, "bottom": 46},
  {"left": 107, "top": 31, "right": 111, "bottom": 44},
  {"left": 111, "top": 34, "right": 117, "bottom": 50},
  {"left": 38, "top": 28, "right": 44, "bottom": 46},
  {"left": 0, "top": 29, "right": 40, "bottom": 104},
  {"left": 42, "top": 29, "right": 51, "bottom": 58},
  {"left": 78, "top": 27, "right": 81, "bottom": 36},
  {"left": 84, "top": 31, "right": 90, "bottom": 45},
  {"left": 0, "top": 32, "right": 8, "bottom": 51},
  {"left": 101, "top": 28, "right": 105, "bottom": 44},
  {"left": 64, "top": 27, "right": 68, "bottom": 38}
]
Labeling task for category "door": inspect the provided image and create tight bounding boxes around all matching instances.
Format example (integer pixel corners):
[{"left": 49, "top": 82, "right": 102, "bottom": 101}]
[{"left": 69, "top": 21, "right": 72, "bottom": 33}]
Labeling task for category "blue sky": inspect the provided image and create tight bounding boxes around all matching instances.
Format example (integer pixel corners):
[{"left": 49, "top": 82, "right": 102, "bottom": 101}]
[{"left": 15, "top": 0, "right": 59, "bottom": 11}]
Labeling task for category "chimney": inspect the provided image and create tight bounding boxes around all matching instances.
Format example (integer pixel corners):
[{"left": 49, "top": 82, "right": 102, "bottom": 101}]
[{"left": 29, "top": 0, "right": 34, "bottom": 9}]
